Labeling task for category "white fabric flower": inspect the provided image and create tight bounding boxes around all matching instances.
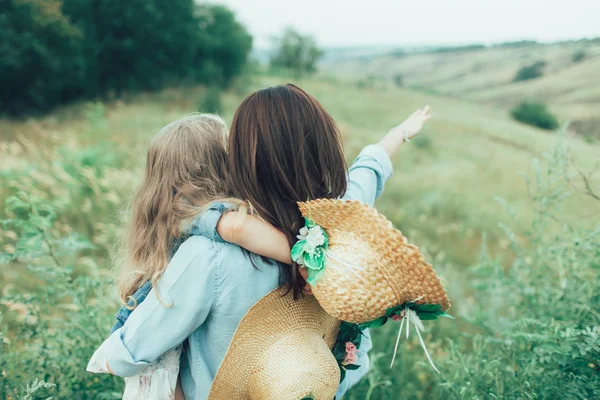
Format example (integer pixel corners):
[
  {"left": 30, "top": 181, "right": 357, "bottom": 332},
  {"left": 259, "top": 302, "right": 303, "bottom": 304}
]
[
  {"left": 306, "top": 226, "right": 326, "bottom": 249},
  {"left": 297, "top": 226, "right": 309, "bottom": 241}
]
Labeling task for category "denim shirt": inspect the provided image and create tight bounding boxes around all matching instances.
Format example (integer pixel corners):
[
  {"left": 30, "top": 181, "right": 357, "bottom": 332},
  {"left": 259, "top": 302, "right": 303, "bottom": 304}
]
[
  {"left": 110, "top": 218, "right": 225, "bottom": 334},
  {"left": 93, "top": 144, "right": 393, "bottom": 400}
]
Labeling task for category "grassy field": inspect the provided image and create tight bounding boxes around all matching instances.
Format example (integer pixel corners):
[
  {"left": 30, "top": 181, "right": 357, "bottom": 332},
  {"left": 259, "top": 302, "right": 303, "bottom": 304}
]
[
  {"left": 1, "top": 74, "right": 599, "bottom": 399},
  {"left": 323, "top": 42, "right": 600, "bottom": 138}
]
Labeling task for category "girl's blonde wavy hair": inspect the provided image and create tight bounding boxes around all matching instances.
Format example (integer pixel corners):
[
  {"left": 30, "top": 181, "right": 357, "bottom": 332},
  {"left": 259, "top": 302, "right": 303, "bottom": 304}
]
[{"left": 116, "top": 114, "right": 242, "bottom": 307}]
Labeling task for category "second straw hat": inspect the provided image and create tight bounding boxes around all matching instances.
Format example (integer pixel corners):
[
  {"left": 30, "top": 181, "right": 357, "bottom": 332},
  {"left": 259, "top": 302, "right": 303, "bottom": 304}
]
[{"left": 293, "top": 199, "right": 450, "bottom": 324}]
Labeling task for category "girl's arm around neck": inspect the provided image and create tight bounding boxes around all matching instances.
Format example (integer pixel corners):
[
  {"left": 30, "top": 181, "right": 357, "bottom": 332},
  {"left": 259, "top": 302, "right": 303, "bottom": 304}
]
[{"left": 217, "top": 212, "right": 292, "bottom": 265}]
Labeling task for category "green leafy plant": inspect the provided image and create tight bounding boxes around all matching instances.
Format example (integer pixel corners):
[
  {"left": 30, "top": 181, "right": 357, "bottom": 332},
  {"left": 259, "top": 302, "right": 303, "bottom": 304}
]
[
  {"left": 572, "top": 50, "right": 586, "bottom": 62},
  {"left": 434, "top": 141, "right": 600, "bottom": 399},
  {"left": 513, "top": 61, "right": 546, "bottom": 82},
  {"left": 0, "top": 193, "right": 122, "bottom": 399},
  {"left": 347, "top": 137, "right": 599, "bottom": 399},
  {"left": 16, "top": 379, "right": 56, "bottom": 400},
  {"left": 511, "top": 100, "right": 560, "bottom": 130}
]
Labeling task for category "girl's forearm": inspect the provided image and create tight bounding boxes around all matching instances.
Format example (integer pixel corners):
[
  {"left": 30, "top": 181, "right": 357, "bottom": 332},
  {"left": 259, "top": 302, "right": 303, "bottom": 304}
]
[{"left": 217, "top": 212, "right": 292, "bottom": 264}]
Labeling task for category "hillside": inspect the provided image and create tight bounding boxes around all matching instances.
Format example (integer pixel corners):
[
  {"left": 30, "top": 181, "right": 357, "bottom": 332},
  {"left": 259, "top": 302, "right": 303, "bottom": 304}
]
[{"left": 322, "top": 41, "right": 600, "bottom": 138}]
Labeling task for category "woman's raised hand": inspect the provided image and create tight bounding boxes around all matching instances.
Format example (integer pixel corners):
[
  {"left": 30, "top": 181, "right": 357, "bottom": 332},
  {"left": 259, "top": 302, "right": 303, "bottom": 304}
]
[
  {"left": 378, "top": 105, "right": 432, "bottom": 157},
  {"left": 395, "top": 105, "right": 431, "bottom": 140}
]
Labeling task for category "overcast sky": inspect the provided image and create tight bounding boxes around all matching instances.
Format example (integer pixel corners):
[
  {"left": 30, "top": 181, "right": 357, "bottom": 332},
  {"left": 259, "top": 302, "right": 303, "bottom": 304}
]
[{"left": 213, "top": 0, "right": 600, "bottom": 49}]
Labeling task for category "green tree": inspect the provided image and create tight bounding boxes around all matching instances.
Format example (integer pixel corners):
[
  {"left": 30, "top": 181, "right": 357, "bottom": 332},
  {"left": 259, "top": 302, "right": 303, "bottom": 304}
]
[
  {"left": 0, "top": 0, "right": 86, "bottom": 114},
  {"left": 270, "top": 27, "right": 323, "bottom": 77},
  {"left": 193, "top": 4, "right": 253, "bottom": 87},
  {"left": 1, "top": 0, "right": 253, "bottom": 115},
  {"left": 63, "top": 0, "right": 200, "bottom": 98}
]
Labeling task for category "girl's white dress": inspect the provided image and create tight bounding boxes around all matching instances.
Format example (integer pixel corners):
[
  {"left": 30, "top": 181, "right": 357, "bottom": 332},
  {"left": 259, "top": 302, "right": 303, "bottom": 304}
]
[{"left": 87, "top": 344, "right": 181, "bottom": 400}]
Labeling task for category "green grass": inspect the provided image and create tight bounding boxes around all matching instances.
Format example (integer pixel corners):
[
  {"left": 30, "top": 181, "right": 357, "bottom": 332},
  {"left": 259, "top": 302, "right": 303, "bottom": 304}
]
[{"left": 1, "top": 74, "right": 599, "bottom": 399}]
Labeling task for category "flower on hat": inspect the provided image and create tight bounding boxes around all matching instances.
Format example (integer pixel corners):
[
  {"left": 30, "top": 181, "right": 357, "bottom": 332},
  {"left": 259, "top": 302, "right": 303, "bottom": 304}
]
[
  {"left": 391, "top": 309, "right": 406, "bottom": 321},
  {"left": 291, "top": 218, "right": 329, "bottom": 285},
  {"left": 297, "top": 226, "right": 309, "bottom": 241},
  {"left": 332, "top": 322, "right": 363, "bottom": 382},
  {"left": 344, "top": 342, "right": 358, "bottom": 365},
  {"left": 296, "top": 224, "right": 326, "bottom": 254},
  {"left": 306, "top": 226, "right": 326, "bottom": 249}
]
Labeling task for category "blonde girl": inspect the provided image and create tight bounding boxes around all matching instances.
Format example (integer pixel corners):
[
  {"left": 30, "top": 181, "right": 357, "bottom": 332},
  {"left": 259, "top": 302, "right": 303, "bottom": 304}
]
[{"left": 88, "top": 114, "right": 290, "bottom": 399}]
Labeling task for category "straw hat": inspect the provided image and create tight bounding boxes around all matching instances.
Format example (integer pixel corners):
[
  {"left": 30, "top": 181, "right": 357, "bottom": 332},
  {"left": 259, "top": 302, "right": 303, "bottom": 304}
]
[
  {"left": 207, "top": 287, "right": 342, "bottom": 400},
  {"left": 297, "top": 199, "right": 450, "bottom": 324},
  {"left": 208, "top": 199, "right": 450, "bottom": 398}
]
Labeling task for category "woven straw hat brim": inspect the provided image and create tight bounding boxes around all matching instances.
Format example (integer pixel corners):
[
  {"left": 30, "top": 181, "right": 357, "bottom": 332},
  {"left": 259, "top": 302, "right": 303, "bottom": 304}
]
[
  {"left": 298, "top": 199, "right": 450, "bottom": 324},
  {"left": 208, "top": 287, "right": 341, "bottom": 400}
]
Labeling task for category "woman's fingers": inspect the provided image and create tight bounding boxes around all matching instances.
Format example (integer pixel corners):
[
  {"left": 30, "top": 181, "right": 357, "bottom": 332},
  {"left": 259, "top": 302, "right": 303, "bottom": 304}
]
[
  {"left": 298, "top": 267, "right": 313, "bottom": 295},
  {"left": 299, "top": 266, "right": 308, "bottom": 281},
  {"left": 413, "top": 105, "right": 431, "bottom": 120}
]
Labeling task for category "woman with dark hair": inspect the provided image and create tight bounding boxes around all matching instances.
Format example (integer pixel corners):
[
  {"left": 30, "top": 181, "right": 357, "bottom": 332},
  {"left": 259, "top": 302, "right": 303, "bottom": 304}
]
[{"left": 96, "top": 83, "right": 431, "bottom": 399}]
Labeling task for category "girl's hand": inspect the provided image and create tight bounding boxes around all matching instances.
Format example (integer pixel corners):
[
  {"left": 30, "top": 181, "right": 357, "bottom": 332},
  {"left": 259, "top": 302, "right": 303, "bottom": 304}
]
[
  {"left": 378, "top": 105, "right": 432, "bottom": 158},
  {"left": 106, "top": 361, "right": 115, "bottom": 375}
]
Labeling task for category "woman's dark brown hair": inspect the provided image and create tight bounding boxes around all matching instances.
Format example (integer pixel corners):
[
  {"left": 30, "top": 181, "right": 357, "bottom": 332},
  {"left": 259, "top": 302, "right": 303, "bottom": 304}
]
[{"left": 229, "top": 84, "right": 347, "bottom": 298}]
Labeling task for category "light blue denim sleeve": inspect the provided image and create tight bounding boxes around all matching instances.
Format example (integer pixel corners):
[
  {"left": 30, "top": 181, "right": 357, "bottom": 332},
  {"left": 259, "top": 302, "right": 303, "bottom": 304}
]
[
  {"left": 343, "top": 144, "right": 393, "bottom": 206},
  {"left": 94, "top": 237, "right": 219, "bottom": 377},
  {"left": 188, "top": 202, "right": 231, "bottom": 242},
  {"left": 110, "top": 281, "right": 152, "bottom": 334},
  {"left": 336, "top": 144, "right": 392, "bottom": 398}
]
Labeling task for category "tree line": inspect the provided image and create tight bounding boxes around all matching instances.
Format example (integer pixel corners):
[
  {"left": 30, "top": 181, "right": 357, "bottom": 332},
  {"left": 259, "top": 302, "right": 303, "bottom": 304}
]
[{"left": 0, "top": 0, "right": 252, "bottom": 116}]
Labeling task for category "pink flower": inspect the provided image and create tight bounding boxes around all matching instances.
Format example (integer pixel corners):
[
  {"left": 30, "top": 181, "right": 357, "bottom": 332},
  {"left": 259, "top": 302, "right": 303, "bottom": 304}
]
[
  {"left": 391, "top": 309, "right": 406, "bottom": 321},
  {"left": 344, "top": 342, "right": 358, "bottom": 365}
]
